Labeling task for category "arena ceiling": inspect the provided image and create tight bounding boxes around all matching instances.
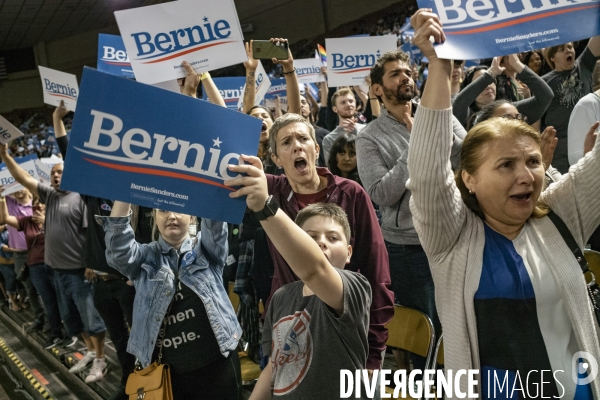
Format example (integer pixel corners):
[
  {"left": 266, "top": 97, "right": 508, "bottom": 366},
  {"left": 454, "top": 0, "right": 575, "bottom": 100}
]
[{"left": 0, "top": 0, "right": 294, "bottom": 51}]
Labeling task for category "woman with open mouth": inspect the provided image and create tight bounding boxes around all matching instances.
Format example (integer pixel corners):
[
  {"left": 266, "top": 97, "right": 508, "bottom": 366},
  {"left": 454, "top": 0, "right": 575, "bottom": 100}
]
[
  {"left": 261, "top": 113, "right": 393, "bottom": 378},
  {"left": 540, "top": 40, "right": 600, "bottom": 174},
  {"left": 409, "top": 10, "right": 600, "bottom": 400}
]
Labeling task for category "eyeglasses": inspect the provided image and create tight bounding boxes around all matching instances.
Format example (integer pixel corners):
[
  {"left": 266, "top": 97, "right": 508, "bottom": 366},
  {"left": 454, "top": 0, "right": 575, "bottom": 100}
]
[
  {"left": 155, "top": 209, "right": 185, "bottom": 219},
  {"left": 500, "top": 113, "right": 528, "bottom": 122}
]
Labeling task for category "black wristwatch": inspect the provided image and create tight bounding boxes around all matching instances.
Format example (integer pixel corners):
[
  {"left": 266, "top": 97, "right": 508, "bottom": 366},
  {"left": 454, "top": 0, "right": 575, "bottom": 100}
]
[{"left": 253, "top": 195, "right": 280, "bottom": 221}]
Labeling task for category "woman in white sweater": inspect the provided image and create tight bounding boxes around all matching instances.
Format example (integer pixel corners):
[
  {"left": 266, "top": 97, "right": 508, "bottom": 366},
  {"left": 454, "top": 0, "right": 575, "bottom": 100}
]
[{"left": 407, "top": 10, "right": 600, "bottom": 400}]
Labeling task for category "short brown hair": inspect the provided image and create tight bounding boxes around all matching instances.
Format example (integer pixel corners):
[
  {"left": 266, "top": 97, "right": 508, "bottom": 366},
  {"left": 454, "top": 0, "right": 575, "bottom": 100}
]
[
  {"left": 331, "top": 88, "right": 355, "bottom": 109},
  {"left": 268, "top": 113, "right": 316, "bottom": 156},
  {"left": 455, "top": 118, "right": 549, "bottom": 220},
  {"left": 543, "top": 42, "right": 572, "bottom": 70},
  {"left": 295, "top": 203, "right": 351, "bottom": 243},
  {"left": 370, "top": 50, "right": 411, "bottom": 86}
]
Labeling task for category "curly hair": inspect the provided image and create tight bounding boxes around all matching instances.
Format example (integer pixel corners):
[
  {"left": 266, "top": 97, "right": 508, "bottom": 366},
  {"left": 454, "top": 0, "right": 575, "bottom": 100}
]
[
  {"left": 247, "top": 105, "right": 274, "bottom": 121},
  {"left": 370, "top": 50, "right": 412, "bottom": 87}
]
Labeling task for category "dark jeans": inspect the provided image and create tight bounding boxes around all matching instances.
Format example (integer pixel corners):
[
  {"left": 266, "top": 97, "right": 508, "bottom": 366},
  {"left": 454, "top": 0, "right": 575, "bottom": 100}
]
[
  {"left": 14, "top": 252, "right": 44, "bottom": 321},
  {"left": 93, "top": 278, "right": 136, "bottom": 388},
  {"left": 0, "top": 263, "right": 16, "bottom": 293},
  {"left": 53, "top": 269, "right": 106, "bottom": 336},
  {"left": 171, "top": 351, "right": 241, "bottom": 400},
  {"left": 29, "top": 264, "right": 62, "bottom": 338},
  {"left": 386, "top": 241, "right": 441, "bottom": 369}
]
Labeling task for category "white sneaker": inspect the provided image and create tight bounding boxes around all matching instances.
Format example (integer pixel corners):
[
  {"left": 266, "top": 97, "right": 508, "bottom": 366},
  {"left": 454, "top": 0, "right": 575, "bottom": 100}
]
[
  {"left": 64, "top": 336, "right": 79, "bottom": 348},
  {"left": 85, "top": 358, "right": 107, "bottom": 383},
  {"left": 69, "top": 351, "right": 96, "bottom": 373}
]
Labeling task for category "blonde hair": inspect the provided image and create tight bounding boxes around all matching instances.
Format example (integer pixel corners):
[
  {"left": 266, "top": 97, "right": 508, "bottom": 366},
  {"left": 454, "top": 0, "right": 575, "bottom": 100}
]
[
  {"left": 455, "top": 117, "right": 549, "bottom": 220},
  {"left": 150, "top": 209, "right": 196, "bottom": 242},
  {"left": 331, "top": 88, "right": 355, "bottom": 109}
]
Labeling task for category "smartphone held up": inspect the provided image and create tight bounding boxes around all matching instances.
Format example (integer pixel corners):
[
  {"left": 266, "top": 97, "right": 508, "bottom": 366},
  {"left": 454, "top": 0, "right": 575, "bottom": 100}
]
[{"left": 252, "top": 40, "right": 289, "bottom": 60}]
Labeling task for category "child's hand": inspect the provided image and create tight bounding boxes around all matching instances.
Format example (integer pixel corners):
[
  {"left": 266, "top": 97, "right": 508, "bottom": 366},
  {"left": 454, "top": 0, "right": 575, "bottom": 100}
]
[{"left": 224, "top": 155, "right": 269, "bottom": 212}]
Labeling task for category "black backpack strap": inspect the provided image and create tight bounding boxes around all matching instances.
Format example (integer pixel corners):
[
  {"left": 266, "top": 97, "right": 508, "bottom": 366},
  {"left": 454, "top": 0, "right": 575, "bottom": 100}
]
[
  {"left": 547, "top": 210, "right": 589, "bottom": 274},
  {"left": 548, "top": 211, "right": 600, "bottom": 320}
]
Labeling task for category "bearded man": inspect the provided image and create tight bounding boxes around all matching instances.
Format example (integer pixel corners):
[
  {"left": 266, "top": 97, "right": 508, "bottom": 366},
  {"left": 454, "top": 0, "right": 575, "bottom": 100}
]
[{"left": 356, "top": 50, "right": 466, "bottom": 370}]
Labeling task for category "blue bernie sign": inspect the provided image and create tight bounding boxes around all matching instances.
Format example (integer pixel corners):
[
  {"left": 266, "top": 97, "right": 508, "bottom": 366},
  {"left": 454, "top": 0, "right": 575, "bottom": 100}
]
[
  {"left": 264, "top": 78, "right": 287, "bottom": 100},
  {"left": 206, "top": 77, "right": 246, "bottom": 110},
  {"left": 61, "top": 68, "right": 262, "bottom": 224},
  {"left": 97, "top": 34, "right": 136, "bottom": 79},
  {"left": 401, "top": 42, "right": 424, "bottom": 65},
  {"left": 0, "top": 154, "right": 38, "bottom": 172},
  {"left": 418, "top": 0, "right": 600, "bottom": 59}
]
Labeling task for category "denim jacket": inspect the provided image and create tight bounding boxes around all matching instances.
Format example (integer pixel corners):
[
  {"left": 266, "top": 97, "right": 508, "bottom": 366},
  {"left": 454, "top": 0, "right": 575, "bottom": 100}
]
[{"left": 96, "top": 214, "right": 242, "bottom": 367}]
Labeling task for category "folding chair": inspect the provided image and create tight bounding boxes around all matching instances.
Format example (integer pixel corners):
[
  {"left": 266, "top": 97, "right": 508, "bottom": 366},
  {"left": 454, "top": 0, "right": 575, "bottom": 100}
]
[
  {"left": 430, "top": 333, "right": 443, "bottom": 368},
  {"left": 383, "top": 305, "right": 436, "bottom": 399},
  {"left": 585, "top": 249, "right": 600, "bottom": 280},
  {"left": 431, "top": 333, "right": 444, "bottom": 400}
]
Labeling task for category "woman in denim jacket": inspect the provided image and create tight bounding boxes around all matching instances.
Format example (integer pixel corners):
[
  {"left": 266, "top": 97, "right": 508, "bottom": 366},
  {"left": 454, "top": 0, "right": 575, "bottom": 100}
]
[{"left": 97, "top": 200, "right": 242, "bottom": 399}]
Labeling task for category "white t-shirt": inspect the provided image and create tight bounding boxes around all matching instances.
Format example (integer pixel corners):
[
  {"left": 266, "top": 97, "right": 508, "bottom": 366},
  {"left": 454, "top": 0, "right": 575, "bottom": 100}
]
[{"left": 568, "top": 92, "right": 600, "bottom": 165}]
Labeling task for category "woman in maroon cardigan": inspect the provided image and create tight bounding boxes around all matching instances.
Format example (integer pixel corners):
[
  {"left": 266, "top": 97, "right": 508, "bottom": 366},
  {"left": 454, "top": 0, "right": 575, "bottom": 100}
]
[{"left": 262, "top": 113, "right": 394, "bottom": 372}]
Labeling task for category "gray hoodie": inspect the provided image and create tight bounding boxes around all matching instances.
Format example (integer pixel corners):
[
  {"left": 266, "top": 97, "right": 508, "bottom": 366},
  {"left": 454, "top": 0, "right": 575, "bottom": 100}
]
[{"left": 356, "top": 107, "right": 465, "bottom": 244}]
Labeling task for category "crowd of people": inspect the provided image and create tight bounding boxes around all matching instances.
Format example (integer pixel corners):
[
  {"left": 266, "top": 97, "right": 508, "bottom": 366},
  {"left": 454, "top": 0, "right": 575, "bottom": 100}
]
[
  {"left": 0, "top": 5, "right": 600, "bottom": 400},
  {"left": 1, "top": 107, "right": 62, "bottom": 159}
]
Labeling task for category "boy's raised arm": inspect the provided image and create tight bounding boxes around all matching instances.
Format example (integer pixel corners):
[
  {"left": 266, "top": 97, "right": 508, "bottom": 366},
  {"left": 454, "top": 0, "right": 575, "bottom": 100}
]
[{"left": 225, "top": 155, "right": 345, "bottom": 313}]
